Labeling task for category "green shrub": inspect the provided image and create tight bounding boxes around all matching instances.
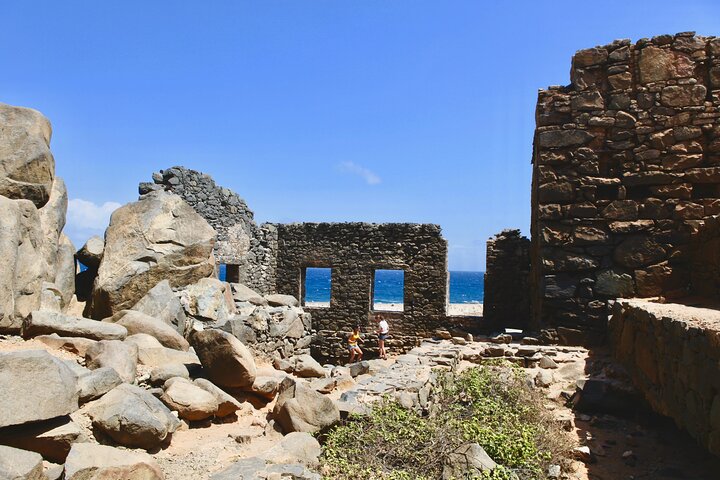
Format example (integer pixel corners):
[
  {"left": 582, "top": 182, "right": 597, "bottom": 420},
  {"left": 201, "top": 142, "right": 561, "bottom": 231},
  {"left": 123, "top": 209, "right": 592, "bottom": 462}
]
[{"left": 319, "top": 364, "right": 571, "bottom": 480}]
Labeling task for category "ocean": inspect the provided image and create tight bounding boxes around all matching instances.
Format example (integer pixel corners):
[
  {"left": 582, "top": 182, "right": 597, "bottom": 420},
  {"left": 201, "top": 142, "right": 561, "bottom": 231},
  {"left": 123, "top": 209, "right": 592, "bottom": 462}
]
[{"left": 219, "top": 266, "right": 484, "bottom": 304}]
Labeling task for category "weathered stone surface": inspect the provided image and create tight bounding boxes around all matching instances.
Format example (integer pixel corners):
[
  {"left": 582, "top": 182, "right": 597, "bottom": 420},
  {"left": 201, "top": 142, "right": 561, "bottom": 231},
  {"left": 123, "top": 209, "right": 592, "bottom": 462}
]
[
  {"left": 106, "top": 310, "right": 188, "bottom": 351},
  {"left": 181, "top": 278, "right": 235, "bottom": 321},
  {"left": 131, "top": 338, "right": 200, "bottom": 369},
  {"left": 77, "top": 367, "right": 123, "bottom": 403},
  {"left": 614, "top": 237, "right": 667, "bottom": 269},
  {"left": 0, "top": 445, "right": 44, "bottom": 480},
  {"left": 193, "top": 378, "right": 242, "bottom": 417},
  {"left": 595, "top": 270, "right": 635, "bottom": 297},
  {"left": 88, "top": 383, "right": 180, "bottom": 450},
  {"left": 35, "top": 334, "right": 97, "bottom": 357},
  {"left": 0, "top": 350, "right": 79, "bottom": 428},
  {"left": 161, "top": 378, "right": 218, "bottom": 421},
  {"left": 0, "top": 416, "right": 86, "bottom": 463},
  {"left": 291, "top": 354, "right": 327, "bottom": 378},
  {"left": 231, "top": 283, "right": 267, "bottom": 306},
  {"left": 24, "top": 311, "right": 127, "bottom": 341},
  {"left": 64, "top": 443, "right": 165, "bottom": 480},
  {"left": 262, "top": 432, "right": 321, "bottom": 467},
  {"left": 638, "top": 46, "right": 693, "bottom": 84},
  {"left": 90, "top": 190, "right": 216, "bottom": 319},
  {"left": 150, "top": 364, "right": 189, "bottom": 387},
  {"left": 53, "top": 234, "right": 76, "bottom": 310},
  {"left": 265, "top": 294, "right": 299, "bottom": 307},
  {"left": 210, "top": 457, "right": 319, "bottom": 480},
  {"left": 442, "top": 443, "right": 497, "bottom": 480},
  {"left": 0, "top": 103, "right": 54, "bottom": 207},
  {"left": 251, "top": 376, "right": 281, "bottom": 401},
  {"left": 130, "top": 280, "right": 187, "bottom": 334},
  {"left": 537, "top": 129, "right": 594, "bottom": 148},
  {"left": 660, "top": 85, "right": 707, "bottom": 107},
  {"left": 272, "top": 377, "right": 340, "bottom": 433},
  {"left": 85, "top": 340, "right": 138, "bottom": 383},
  {"left": 75, "top": 235, "right": 104, "bottom": 270},
  {"left": 190, "top": 329, "right": 256, "bottom": 389}
]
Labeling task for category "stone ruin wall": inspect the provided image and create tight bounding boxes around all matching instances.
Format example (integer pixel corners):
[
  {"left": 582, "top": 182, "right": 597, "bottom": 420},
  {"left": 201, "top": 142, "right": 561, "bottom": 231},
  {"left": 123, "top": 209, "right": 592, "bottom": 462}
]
[
  {"left": 141, "top": 167, "right": 278, "bottom": 294},
  {"left": 531, "top": 32, "right": 720, "bottom": 341},
  {"left": 483, "top": 229, "right": 531, "bottom": 330},
  {"left": 273, "top": 222, "right": 449, "bottom": 360}
]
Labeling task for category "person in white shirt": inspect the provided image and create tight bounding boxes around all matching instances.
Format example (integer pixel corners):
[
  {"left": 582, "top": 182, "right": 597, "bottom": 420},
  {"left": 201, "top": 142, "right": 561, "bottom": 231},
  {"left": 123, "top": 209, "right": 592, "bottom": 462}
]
[{"left": 375, "top": 314, "right": 389, "bottom": 360}]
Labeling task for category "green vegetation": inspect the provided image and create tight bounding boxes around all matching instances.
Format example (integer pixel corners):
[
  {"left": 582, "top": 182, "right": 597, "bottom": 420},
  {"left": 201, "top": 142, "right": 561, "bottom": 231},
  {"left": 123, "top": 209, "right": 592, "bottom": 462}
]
[{"left": 319, "top": 364, "right": 571, "bottom": 480}]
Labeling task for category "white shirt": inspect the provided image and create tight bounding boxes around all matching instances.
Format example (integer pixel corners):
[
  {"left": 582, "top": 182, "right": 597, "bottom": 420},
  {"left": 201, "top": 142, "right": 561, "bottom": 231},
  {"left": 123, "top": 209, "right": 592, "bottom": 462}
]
[{"left": 378, "top": 320, "right": 389, "bottom": 334}]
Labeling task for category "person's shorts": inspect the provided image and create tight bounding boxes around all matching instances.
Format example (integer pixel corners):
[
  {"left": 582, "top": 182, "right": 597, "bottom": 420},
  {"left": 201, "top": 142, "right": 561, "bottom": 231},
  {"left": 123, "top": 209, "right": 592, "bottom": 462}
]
[
  {"left": 348, "top": 345, "right": 361, "bottom": 352},
  {"left": 379, "top": 333, "right": 389, "bottom": 341}
]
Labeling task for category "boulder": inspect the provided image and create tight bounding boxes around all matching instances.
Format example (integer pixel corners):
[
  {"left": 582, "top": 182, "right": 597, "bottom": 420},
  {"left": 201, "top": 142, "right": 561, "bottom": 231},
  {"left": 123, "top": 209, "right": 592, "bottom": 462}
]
[
  {"left": 265, "top": 294, "right": 298, "bottom": 307},
  {"left": 89, "top": 190, "right": 216, "bottom": 319},
  {"left": 251, "top": 376, "right": 281, "bottom": 401},
  {"left": 85, "top": 340, "right": 138, "bottom": 383},
  {"left": 262, "top": 432, "right": 321, "bottom": 467},
  {"left": 64, "top": 443, "right": 165, "bottom": 480},
  {"left": 190, "top": 329, "right": 256, "bottom": 389},
  {"left": 210, "top": 457, "right": 320, "bottom": 480},
  {"left": 0, "top": 350, "right": 79, "bottom": 428},
  {"left": 37, "top": 177, "right": 67, "bottom": 271},
  {"left": 77, "top": 367, "right": 123, "bottom": 403},
  {"left": 291, "top": 354, "right": 326, "bottom": 378},
  {"left": 0, "top": 197, "right": 46, "bottom": 332},
  {"left": 272, "top": 377, "right": 340, "bottom": 433},
  {"left": 35, "top": 334, "right": 97, "bottom": 356},
  {"left": 105, "top": 310, "right": 189, "bottom": 351},
  {"left": 135, "top": 346, "right": 200, "bottom": 369},
  {"left": 75, "top": 235, "right": 104, "bottom": 270},
  {"left": 442, "top": 443, "right": 497, "bottom": 480},
  {"left": 0, "top": 416, "right": 86, "bottom": 463},
  {"left": 0, "top": 445, "right": 44, "bottom": 480},
  {"left": 347, "top": 361, "right": 370, "bottom": 378},
  {"left": 88, "top": 383, "right": 180, "bottom": 450},
  {"left": 193, "top": 378, "right": 242, "bottom": 417},
  {"left": 150, "top": 364, "right": 189, "bottom": 387},
  {"left": 268, "top": 309, "right": 305, "bottom": 339},
  {"left": 23, "top": 311, "right": 127, "bottom": 341},
  {"left": 161, "top": 378, "right": 218, "bottom": 421},
  {"left": 0, "top": 103, "right": 54, "bottom": 207},
  {"left": 181, "top": 277, "right": 236, "bottom": 322},
  {"left": 53, "top": 234, "right": 76, "bottom": 309},
  {"left": 130, "top": 280, "right": 187, "bottom": 334},
  {"left": 231, "top": 283, "right": 267, "bottom": 306}
]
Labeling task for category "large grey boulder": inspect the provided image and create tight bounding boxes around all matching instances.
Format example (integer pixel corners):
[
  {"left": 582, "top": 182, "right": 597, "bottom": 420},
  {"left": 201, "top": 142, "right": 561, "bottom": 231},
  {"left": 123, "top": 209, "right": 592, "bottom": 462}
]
[
  {"left": 181, "top": 278, "right": 236, "bottom": 321},
  {"left": 88, "top": 383, "right": 180, "bottom": 450},
  {"left": 37, "top": 177, "right": 67, "bottom": 272},
  {"left": 193, "top": 378, "right": 242, "bottom": 417},
  {"left": 0, "top": 350, "right": 79, "bottom": 428},
  {"left": 190, "top": 329, "right": 256, "bottom": 389},
  {"left": 150, "top": 364, "right": 189, "bottom": 386},
  {"left": 0, "top": 445, "right": 44, "bottom": 480},
  {"left": 262, "top": 432, "right": 321, "bottom": 467},
  {"left": 265, "top": 294, "right": 298, "bottom": 307},
  {"left": 160, "top": 378, "right": 218, "bottom": 421},
  {"left": 0, "top": 103, "right": 54, "bottom": 207},
  {"left": 85, "top": 340, "right": 138, "bottom": 383},
  {"left": 272, "top": 377, "right": 340, "bottom": 433},
  {"left": 78, "top": 367, "right": 124, "bottom": 403},
  {"left": 231, "top": 283, "right": 267, "bottom": 306},
  {"left": 53, "top": 234, "right": 76, "bottom": 309},
  {"left": 130, "top": 280, "right": 187, "bottom": 334},
  {"left": 291, "top": 354, "right": 327, "bottom": 378},
  {"left": 105, "top": 310, "right": 189, "bottom": 351},
  {"left": 64, "top": 443, "right": 165, "bottom": 480},
  {"left": 0, "top": 416, "right": 87, "bottom": 463},
  {"left": 36, "top": 334, "right": 97, "bottom": 356},
  {"left": 0, "top": 197, "right": 46, "bottom": 332},
  {"left": 75, "top": 235, "right": 104, "bottom": 270},
  {"left": 135, "top": 345, "right": 200, "bottom": 369},
  {"left": 23, "top": 311, "right": 127, "bottom": 341},
  {"left": 89, "top": 190, "right": 216, "bottom": 319},
  {"left": 442, "top": 443, "right": 498, "bottom": 480}
]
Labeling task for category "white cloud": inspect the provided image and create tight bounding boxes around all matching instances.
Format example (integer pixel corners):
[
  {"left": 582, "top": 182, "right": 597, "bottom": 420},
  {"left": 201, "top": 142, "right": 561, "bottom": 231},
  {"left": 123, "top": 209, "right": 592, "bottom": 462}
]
[
  {"left": 65, "top": 198, "right": 121, "bottom": 247},
  {"left": 337, "top": 161, "right": 381, "bottom": 185}
]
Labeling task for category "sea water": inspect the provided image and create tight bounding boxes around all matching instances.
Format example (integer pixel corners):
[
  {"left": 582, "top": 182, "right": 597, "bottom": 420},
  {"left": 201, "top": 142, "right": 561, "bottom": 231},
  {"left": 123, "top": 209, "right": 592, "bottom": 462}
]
[{"left": 218, "top": 266, "right": 484, "bottom": 304}]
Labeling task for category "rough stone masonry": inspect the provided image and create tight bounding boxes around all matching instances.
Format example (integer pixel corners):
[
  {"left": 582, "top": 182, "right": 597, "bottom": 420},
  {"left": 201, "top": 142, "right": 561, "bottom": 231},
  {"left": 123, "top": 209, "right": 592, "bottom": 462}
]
[{"left": 531, "top": 32, "right": 720, "bottom": 342}]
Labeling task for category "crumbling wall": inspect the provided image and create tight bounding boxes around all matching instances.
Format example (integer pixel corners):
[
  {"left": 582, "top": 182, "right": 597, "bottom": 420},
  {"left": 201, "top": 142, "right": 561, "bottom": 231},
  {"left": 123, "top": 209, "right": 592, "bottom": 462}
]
[
  {"left": 484, "top": 229, "right": 531, "bottom": 329},
  {"left": 273, "top": 222, "right": 448, "bottom": 360},
  {"left": 609, "top": 298, "right": 720, "bottom": 455},
  {"left": 141, "top": 167, "right": 277, "bottom": 294},
  {"left": 531, "top": 32, "right": 720, "bottom": 341}
]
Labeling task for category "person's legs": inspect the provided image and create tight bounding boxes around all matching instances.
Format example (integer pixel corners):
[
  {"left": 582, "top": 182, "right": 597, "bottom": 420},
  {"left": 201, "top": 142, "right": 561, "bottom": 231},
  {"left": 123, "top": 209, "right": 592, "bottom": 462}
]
[
  {"left": 348, "top": 347, "right": 355, "bottom": 363},
  {"left": 378, "top": 338, "right": 385, "bottom": 359},
  {"left": 357, "top": 347, "right": 363, "bottom": 361}
]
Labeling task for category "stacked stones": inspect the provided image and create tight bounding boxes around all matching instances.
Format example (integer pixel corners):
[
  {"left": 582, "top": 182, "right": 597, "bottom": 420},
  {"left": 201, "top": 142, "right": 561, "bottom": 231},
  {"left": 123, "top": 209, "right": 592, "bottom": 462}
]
[
  {"left": 531, "top": 32, "right": 720, "bottom": 342},
  {"left": 484, "top": 229, "right": 531, "bottom": 329},
  {"left": 141, "top": 166, "right": 278, "bottom": 294},
  {"left": 273, "top": 222, "right": 448, "bottom": 361}
]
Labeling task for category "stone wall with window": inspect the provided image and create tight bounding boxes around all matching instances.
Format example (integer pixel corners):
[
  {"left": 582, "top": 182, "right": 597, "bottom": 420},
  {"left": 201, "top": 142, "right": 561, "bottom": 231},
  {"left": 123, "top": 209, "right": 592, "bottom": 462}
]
[
  {"left": 272, "top": 222, "right": 449, "bottom": 360},
  {"left": 531, "top": 32, "right": 720, "bottom": 342}
]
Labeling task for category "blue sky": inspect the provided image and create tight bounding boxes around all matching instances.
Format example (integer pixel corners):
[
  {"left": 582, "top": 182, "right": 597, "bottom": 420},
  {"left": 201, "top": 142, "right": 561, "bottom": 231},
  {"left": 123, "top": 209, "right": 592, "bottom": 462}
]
[{"left": 2, "top": 1, "right": 719, "bottom": 270}]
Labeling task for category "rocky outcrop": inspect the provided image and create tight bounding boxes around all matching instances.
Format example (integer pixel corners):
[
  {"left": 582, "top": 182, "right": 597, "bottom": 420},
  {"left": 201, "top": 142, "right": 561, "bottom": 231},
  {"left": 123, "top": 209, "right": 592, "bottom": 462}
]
[
  {"left": 180, "top": 277, "right": 236, "bottom": 322},
  {"left": 88, "top": 384, "right": 180, "bottom": 450},
  {"left": 190, "top": 329, "right": 256, "bottom": 389},
  {"left": 272, "top": 377, "right": 340, "bottom": 433},
  {"left": 0, "top": 104, "right": 54, "bottom": 207},
  {"left": 89, "top": 190, "right": 216, "bottom": 319},
  {"left": 0, "top": 350, "right": 79, "bottom": 428},
  {"left": 64, "top": 443, "right": 165, "bottom": 480},
  {"left": 130, "top": 280, "right": 187, "bottom": 334}
]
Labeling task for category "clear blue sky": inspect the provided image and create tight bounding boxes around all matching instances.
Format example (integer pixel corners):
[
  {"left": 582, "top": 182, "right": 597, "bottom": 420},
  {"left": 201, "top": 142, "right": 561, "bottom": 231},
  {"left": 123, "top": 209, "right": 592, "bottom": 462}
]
[{"left": 2, "top": 1, "right": 719, "bottom": 270}]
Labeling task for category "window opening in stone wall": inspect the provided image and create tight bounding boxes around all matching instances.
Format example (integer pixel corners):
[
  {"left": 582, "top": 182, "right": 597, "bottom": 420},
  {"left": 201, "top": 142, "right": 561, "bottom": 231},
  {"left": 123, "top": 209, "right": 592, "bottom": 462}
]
[
  {"left": 372, "top": 269, "right": 404, "bottom": 312},
  {"left": 303, "top": 267, "right": 331, "bottom": 308},
  {"left": 217, "top": 264, "right": 240, "bottom": 283}
]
